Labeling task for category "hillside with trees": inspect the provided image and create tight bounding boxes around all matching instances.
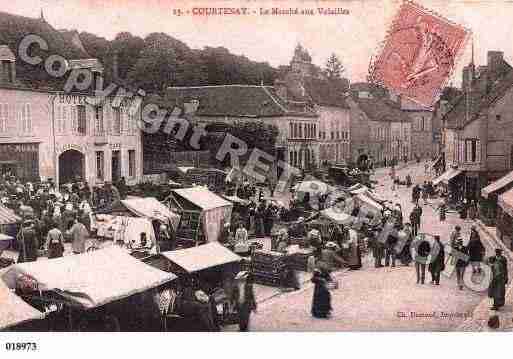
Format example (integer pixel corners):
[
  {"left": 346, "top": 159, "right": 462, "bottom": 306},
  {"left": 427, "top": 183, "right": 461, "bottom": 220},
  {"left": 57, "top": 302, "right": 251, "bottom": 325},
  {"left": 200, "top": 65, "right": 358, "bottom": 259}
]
[{"left": 79, "top": 31, "right": 278, "bottom": 92}]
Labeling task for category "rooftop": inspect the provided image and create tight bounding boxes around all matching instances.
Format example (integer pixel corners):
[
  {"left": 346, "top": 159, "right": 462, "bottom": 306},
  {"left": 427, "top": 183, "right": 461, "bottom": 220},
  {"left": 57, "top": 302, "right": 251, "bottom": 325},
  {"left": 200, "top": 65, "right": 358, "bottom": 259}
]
[{"left": 164, "top": 85, "right": 317, "bottom": 118}]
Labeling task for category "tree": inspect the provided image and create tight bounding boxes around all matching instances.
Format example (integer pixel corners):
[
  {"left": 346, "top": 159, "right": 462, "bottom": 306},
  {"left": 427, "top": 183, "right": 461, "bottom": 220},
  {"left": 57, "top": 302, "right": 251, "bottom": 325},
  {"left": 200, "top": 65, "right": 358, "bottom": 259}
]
[{"left": 324, "top": 53, "right": 345, "bottom": 80}]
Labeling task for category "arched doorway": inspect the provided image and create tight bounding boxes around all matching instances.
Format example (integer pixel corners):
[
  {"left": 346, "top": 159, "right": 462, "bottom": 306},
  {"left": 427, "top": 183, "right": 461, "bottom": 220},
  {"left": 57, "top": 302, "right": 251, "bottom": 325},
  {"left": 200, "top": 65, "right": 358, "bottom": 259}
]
[{"left": 59, "top": 150, "right": 85, "bottom": 184}]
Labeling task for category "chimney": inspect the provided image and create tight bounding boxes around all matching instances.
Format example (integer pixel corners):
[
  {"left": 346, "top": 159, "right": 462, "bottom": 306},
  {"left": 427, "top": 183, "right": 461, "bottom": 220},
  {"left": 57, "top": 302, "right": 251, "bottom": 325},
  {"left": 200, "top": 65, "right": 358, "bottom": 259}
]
[
  {"left": 274, "top": 79, "right": 288, "bottom": 101},
  {"left": 487, "top": 51, "right": 504, "bottom": 74}
]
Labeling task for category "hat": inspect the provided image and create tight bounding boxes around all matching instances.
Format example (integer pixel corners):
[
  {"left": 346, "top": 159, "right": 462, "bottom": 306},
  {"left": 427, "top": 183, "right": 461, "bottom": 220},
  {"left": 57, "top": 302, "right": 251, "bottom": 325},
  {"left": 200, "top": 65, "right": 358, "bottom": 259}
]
[
  {"left": 495, "top": 248, "right": 503, "bottom": 254},
  {"left": 297, "top": 217, "right": 305, "bottom": 223},
  {"left": 235, "top": 271, "right": 249, "bottom": 280},
  {"left": 23, "top": 219, "right": 35, "bottom": 226},
  {"left": 455, "top": 225, "right": 461, "bottom": 231}
]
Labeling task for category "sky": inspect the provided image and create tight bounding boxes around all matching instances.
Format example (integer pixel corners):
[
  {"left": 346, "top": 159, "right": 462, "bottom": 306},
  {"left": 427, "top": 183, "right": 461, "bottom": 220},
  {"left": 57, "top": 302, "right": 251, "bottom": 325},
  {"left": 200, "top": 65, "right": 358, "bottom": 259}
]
[{"left": 4, "top": 0, "right": 513, "bottom": 85}]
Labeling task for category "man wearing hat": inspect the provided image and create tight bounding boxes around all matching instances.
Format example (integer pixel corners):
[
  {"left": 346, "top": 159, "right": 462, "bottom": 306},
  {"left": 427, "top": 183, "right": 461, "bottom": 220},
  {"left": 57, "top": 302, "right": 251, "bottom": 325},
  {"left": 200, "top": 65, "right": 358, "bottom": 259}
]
[
  {"left": 319, "top": 242, "right": 347, "bottom": 272},
  {"left": 488, "top": 248, "right": 509, "bottom": 311},
  {"left": 17, "top": 219, "right": 38, "bottom": 263}
]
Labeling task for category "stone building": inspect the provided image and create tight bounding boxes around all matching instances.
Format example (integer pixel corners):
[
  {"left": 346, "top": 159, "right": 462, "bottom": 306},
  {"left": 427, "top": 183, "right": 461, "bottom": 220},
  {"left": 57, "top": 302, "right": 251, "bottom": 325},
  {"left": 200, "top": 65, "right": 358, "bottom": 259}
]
[
  {"left": 0, "top": 12, "right": 143, "bottom": 187},
  {"left": 401, "top": 98, "right": 435, "bottom": 159},
  {"left": 276, "top": 45, "right": 350, "bottom": 166},
  {"left": 348, "top": 83, "right": 412, "bottom": 167},
  {"left": 164, "top": 85, "right": 319, "bottom": 170},
  {"left": 440, "top": 50, "right": 513, "bottom": 203}
]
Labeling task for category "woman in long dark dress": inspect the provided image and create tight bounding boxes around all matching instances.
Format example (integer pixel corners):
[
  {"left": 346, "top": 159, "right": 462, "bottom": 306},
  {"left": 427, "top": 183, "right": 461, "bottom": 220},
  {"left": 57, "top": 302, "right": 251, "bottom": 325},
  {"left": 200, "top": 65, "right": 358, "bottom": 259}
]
[{"left": 311, "top": 269, "right": 332, "bottom": 318}]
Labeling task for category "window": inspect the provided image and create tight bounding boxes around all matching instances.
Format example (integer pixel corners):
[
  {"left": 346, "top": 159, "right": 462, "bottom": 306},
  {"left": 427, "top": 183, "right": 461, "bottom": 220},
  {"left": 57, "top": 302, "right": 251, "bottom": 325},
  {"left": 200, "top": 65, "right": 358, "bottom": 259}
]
[
  {"left": 95, "top": 106, "right": 104, "bottom": 134},
  {"left": 113, "top": 108, "right": 121, "bottom": 135},
  {"left": 289, "top": 123, "right": 293, "bottom": 138},
  {"left": 496, "top": 114, "right": 501, "bottom": 121},
  {"left": 464, "top": 139, "right": 480, "bottom": 163},
  {"left": 20, "top": 104, "right": 32, "bottom": 134},
  {"left": 331, "top": 132, "right": 334, "bottom": 140},
  {"left": 128, "top": 150, "right": 136, "bottom": 178},
  {"left": 0, "top": 103, "right": 8, "bottom": 133},
  {"left": 96, "top": 151, "right": 104, "bottom": 179},
  {"left": 77, "top": 105, "right": 87, "bottom": 135},
  {"left": 299, "top": 124, "right": 302, "bottom": 138}
]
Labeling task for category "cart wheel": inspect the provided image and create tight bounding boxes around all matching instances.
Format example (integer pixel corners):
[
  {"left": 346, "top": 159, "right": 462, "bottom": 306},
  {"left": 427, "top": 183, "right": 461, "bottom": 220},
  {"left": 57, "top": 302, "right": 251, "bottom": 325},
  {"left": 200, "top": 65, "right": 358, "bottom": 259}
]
[{"left": 103, "top": 314, "right": 121, "bottom": 332}]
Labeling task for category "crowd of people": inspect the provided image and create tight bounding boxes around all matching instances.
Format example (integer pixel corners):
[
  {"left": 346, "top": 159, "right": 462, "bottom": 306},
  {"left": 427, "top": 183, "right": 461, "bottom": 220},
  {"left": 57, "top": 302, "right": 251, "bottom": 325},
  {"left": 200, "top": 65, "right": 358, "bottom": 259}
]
[{"left": 1, "top": 174, "right": 127, "bottom": 263}]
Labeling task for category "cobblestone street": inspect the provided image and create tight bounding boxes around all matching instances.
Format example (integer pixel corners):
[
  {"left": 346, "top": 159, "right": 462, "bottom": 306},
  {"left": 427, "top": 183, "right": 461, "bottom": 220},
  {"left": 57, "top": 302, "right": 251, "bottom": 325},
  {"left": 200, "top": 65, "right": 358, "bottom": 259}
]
[{"left": 232, "top": 162, "right": 498, "bottom": 331}]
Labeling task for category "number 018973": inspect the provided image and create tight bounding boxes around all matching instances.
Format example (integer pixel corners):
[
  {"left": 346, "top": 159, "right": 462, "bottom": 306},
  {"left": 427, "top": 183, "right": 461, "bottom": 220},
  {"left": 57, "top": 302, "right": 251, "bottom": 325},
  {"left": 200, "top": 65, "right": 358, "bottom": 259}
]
[{"left": 5, "top": 342, "right": 38, "bottom": 351}]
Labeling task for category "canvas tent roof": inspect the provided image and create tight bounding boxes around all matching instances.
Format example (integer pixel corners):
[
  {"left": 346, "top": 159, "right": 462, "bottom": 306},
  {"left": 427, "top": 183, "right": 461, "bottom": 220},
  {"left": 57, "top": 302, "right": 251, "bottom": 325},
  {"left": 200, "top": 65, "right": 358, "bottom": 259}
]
[
  {"left": 356, "top": 193, "right": 383, "bottom": 213},
  {"left": 1, "top": 247, "right": 176, "bottom": 310},
  {"left": 171, "top": 187, "right": 232, "bottom": 211},
  {"left": 433, "top": 168, "right": 463, "bottom": 186},
  {"left": 320, "top": 208, "right": 353, "bottom": 225},
  {"left": 481, "top": 171, "right": 513, "bottom": 199},
  {"left": 498, "top": 188, "right": 513, "bottom": 217},
  {"left": 121, "top": 197, "right": 180, "bottom": 229},
  {"left": 0, "top": 280, "right": 43, "bottom": 330},
  {"left": 0, "top": 204, "right": 21, "bottom": 225},
  {"left": 161, "top": 242, "right": 241, "bottom": 273}
]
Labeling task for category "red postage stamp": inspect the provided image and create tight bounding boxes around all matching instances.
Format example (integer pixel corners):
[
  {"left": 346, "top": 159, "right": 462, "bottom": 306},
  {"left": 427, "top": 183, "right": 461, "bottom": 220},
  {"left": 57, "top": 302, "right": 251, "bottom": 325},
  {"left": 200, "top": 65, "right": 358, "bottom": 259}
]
[{"left": 369, "top": 1, "right": 470, "bottom": 106}]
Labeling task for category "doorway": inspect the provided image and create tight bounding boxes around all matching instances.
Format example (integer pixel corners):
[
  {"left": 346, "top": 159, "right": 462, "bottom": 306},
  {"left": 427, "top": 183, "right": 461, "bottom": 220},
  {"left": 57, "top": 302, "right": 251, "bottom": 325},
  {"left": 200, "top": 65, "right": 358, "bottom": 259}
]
[
  {"left": 111, "top": 150, "right": 121, "bottom": 183},
  {"left": 59, "top": 150, "right": 84, "bottom": 184}
]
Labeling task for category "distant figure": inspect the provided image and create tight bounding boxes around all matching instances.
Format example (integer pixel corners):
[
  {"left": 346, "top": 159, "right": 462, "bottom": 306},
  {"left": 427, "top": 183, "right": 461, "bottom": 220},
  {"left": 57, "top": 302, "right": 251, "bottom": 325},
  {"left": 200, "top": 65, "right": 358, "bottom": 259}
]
[
  {"left": 488, "top": 249, "right": 509, "bottom": 311},
  {"left": 467, "top": 226, "right": 485, "bottom": 274},
  {"left": 428, "top": 235, "right": 445, "bottom": 285},
  {"left": 311, "top": 268, "right": 332, "bottom": 319},
  {"left": 235, "top": 271, "right": 257, "bottom": 331},
  {"left": 17, "top": 220, "right": 39, "bottom": 263},
  {"left": 67, "top": 217, "right": 89, "bottom": 255},
  {"left": 46, "top": 223, "right": 65, "bottom": 259},
  {"left": 414, "top": 235, "right": 431, "bottom": 285}
]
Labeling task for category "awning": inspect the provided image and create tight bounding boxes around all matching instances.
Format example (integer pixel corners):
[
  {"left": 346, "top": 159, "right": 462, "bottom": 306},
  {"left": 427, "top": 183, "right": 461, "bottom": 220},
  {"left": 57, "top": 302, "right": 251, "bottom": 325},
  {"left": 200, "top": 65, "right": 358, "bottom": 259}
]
[
  {"left": 1, "top": 247, "right": 176, "bottom": 310},
  {"left": 221, "top": 195, "right": 251, "bottom": 206},
  {"left": 320, "top": 207, "right": 354, "bottom": 225},
  {"left": 171, "top": 187, "right": 232, "bottom": 211},
  {"left": 498, "top": 188, "right": 513, "bottom": 217},
  {"left": 121, "top": 197, "right": 180, "bottom": 230},
  {"left": 356, "top": 193, "right": 383, "bottom": 214},
  {"left": 0, "top": 204, "right": 21, "bottom": 225},
  {"left": 432, "top": 168, "right": 463, "bottom": 186},
  {"left": 0, "top": 280, "right": 43, "bottom": 330},
  {"left": 160, "top": 242, "right": 241, "bottom": 273},
  {"left": 430, "top": 154, "right": 443, "bottom": 169},
  {"left": 481, "top": 170, "right": 513, "bottom": 199}
]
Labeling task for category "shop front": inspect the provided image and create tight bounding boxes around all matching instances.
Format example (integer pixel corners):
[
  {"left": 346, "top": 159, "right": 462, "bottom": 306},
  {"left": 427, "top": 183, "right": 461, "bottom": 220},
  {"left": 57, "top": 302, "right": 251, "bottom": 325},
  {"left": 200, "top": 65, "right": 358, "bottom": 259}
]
[
  {"left": 432, "top": 167, "right": 464, "bottom": 203},
  {"left": 497, "top": 188, "right": 513, "bottom": 250},
  {"left": 0, "top": 143, "right": 39, "bottom": 181},
  {"left": 480, "top": 170, "right": 513, "bottom": 226}
]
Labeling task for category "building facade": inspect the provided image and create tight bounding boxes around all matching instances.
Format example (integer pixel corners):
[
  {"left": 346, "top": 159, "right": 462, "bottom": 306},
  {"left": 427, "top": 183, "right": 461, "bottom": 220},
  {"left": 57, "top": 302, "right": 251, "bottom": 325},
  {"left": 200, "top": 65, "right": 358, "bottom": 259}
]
[
  {"left": 164, "top": 85, "right": 319, "bottom": 170},
  {"left": 402, "top": 98, "right": 434, "bottom": 159},
  {"left": 0, "top": 43, "right": 143, "bottom": 187},
  {"left": 442, "top": 51, "right": 513, "bottom": 201}
]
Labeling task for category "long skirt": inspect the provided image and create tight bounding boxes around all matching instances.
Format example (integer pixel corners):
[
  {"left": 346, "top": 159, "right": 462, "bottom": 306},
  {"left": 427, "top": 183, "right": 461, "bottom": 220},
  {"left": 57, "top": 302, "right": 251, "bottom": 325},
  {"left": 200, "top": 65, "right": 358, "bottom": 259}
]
[{"left": 311, "top": 283, "right": 332, "bottom": 318}]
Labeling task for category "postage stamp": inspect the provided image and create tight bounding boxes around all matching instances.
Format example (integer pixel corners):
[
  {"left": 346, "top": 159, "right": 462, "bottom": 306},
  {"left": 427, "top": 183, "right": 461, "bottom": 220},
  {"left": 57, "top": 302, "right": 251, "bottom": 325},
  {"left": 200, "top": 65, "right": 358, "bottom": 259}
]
[{"left": 369, "top": 1, "right": 470, "bottom": 106}]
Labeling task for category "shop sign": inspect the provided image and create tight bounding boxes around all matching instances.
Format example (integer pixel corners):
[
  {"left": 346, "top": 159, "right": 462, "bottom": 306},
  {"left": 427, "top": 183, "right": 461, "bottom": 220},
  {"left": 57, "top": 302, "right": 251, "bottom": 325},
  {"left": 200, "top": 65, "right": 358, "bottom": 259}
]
[{"left": 0, "top": 143, "right": 39, "bottom": 153}]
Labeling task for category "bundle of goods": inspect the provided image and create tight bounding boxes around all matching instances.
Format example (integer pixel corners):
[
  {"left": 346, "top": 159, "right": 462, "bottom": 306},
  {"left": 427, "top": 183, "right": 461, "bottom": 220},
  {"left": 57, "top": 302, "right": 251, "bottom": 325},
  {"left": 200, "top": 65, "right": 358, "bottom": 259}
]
[{"left": 249, "top": 250, "right": 287, "bottom": 287}]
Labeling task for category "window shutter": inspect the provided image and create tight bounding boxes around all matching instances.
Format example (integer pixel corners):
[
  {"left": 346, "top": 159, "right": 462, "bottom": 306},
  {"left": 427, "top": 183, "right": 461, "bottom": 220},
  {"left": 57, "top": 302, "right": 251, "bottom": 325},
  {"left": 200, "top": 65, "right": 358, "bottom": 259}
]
[{"left": 476, "top": 140, "right": 481, "bottom": 163}]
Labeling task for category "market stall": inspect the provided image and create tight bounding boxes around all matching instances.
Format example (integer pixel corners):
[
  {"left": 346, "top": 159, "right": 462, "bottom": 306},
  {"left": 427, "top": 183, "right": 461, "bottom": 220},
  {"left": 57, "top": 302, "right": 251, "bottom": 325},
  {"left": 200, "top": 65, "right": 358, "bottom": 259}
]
[
  {"left": 497, "top": 187, "right": 513, "bottom": 250},
  {"left": 481, "top": 170, "right": 513, "bottom": 225},
  {"left": 355, "top": 193, "right": 383, "bottom": 216},
  {"left": 165, "top": 187, "right": 233, "bottom": 246},
  {"left": 121, "top": 197, "right": 180, "bottom": 230},
  {"left": 2, "top": 247, "right": 176, "bottom": 331},
  {"left": 0, "top": 280, "right": 44, "bottom": 331},
  {"left": 145, "top": 242, "right": 242, "bottom": 329}
]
